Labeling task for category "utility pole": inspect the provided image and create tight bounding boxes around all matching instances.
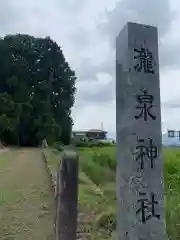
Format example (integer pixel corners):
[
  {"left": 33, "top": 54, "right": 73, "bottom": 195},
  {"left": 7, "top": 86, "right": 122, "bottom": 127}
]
[{"left": 100, "top": 122, "right": 104, "bottom": 131}]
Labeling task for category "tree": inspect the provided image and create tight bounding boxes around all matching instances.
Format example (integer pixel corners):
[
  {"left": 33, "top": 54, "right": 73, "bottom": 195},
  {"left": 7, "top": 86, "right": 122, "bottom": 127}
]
[{"left": 0, "top": 34, "right": 76, "bottom": 146}]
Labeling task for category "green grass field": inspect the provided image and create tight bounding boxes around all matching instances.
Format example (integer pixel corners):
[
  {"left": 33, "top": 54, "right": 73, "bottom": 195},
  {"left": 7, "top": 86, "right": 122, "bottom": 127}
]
[{"left": 47, "top": 146, "right": 180, "bottom": 240}]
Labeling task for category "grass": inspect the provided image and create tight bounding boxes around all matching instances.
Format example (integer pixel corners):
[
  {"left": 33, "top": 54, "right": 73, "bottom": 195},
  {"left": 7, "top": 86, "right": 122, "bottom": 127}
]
[
  {"left": 78, "top": 147, "right": 116, "bottom": 239},
  {"left": 46, "top": 146, "right": 180, "bottom": 240},
  {"left": 164, "top": 148, "right": 180, "bottom": 239},
  {"left": 0, "top": 151, "right": 14, "bottom": 172}
]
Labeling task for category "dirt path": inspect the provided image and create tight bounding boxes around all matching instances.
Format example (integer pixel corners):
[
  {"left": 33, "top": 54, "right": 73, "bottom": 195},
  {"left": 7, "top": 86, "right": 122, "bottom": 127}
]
[{"left": 0, "top": 149, "right": 55, "bottom": 240}]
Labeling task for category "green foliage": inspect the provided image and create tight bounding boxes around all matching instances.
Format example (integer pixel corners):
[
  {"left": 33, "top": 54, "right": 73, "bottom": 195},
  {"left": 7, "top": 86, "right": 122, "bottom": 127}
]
[
  {"left": 163, "top": 148, "right": 180, "bottom": 240},
  {"left": 96, "top": 209, "right": 116, "bottom": 234},
  {"left": 78, "top": 147, "right": 180, "bottom": 240},
  {"left": 92, "top": 152, "right": 116, "bottom": 171},
  {"left": 79, "top": 147, "right": 115, "bottom": 186},
  {"left": 80, "top": 159, "right": 115, "bottom": 185},
  {"left": 72, "top": 137, "right": 115, "bottom": 148},
  {"left": 78, "top": 147, "right": 116, "bottom": 239},
  {"left": 47, "top": 146, "right": 180, "bottom": 239},
  {"left": 0, "top": 34, "right": 76, "bottom": 146},
  {"left": 52, "top": 141, "right": 64, "bottom": 152},
  {"left": 72, "top": 138, "right": 89, "bottom": 147}
]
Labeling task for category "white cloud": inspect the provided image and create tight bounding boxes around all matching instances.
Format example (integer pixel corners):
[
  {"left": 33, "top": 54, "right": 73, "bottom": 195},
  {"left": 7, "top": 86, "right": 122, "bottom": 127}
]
[
  {"left": 161, "top": 69, "right": 180, "bottom": 102},
  {"left": 72, "top": 101, "right": 116, "bottom": 136},
  {"left": 0, "top": 0, "right": 180, "bottom": 137}
]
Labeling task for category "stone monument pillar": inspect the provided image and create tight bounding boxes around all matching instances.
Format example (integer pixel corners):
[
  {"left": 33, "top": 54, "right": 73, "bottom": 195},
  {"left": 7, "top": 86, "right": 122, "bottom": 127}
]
[
  {"left": 116, "top": 22, "right": 167, "bottom": 240},
  {"left": 41, "top": 138, "right": 48, "bottom": 148}
]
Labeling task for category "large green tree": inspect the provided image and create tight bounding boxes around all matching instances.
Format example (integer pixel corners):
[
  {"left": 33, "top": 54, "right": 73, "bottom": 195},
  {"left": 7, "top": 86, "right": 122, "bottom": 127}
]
[{"left": 0, "top": 34, "right": 76, "bottom": 146}]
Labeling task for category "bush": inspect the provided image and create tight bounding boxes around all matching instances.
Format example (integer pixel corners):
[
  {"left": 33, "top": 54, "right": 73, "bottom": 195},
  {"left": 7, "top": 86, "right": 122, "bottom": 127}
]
[
  {"left": 98, "top": 141, "right": 115, "bottom": 147},
  {"left": 52, "top": 141, "right": 64, "bottom": 151},
  {"left": 71, "top": 137, "right": 89, "bottom": 147},
  {"left": 72, "top": 137, "right": 115, "bottom": 148}
]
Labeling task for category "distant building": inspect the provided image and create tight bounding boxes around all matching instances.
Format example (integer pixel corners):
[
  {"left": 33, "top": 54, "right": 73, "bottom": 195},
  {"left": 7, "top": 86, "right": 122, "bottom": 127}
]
[
  {"left": 86, "top": 129, "right": 107, "bottom": 140},
  {"left": 72, "top": 129, "right": 107, "bottom": 140},
  {"left": 72, "top": 131, "right": 86, "bottom": 138}
]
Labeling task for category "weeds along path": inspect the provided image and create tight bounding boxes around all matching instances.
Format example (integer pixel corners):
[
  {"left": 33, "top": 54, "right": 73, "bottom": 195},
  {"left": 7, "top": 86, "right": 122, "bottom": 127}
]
[{"left": 0, "top": 148, "right": 55, "bottom": 240}]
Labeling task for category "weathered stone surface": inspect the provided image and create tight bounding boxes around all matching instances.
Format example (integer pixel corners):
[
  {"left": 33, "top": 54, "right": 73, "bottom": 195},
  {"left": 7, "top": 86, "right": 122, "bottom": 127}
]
[
  {"left": 41, "top": 138, "right": 48, "bottom": 148},
  {"left": 116, "top": 22, "right": 167, "bottom": 240}
]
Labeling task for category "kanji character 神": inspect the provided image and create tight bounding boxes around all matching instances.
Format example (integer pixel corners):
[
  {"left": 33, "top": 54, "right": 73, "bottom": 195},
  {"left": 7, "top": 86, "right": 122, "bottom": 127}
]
[{"left": 135, "top": 138, "right": 158, "bottom": 170}]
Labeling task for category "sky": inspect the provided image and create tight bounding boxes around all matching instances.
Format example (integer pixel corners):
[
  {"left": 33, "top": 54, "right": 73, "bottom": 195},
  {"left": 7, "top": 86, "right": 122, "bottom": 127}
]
[{"left": 1, "top": 0, "right": 180, "bottom": 139}]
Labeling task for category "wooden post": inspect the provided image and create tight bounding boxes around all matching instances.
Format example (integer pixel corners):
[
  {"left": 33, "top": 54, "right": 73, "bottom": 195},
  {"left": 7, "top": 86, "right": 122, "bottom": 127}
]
[{"left": 55, "top": 150, "right": 79, "bottom": 240}]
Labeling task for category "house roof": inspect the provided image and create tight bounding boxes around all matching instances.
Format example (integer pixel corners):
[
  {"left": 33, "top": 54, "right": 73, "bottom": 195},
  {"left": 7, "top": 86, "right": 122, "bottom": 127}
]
[
  {"left": 72, "top": 129, "right": 107, "bottom": 133},
  {"left": 87, "top": 129, "right": 107, "bottom": 133}
]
